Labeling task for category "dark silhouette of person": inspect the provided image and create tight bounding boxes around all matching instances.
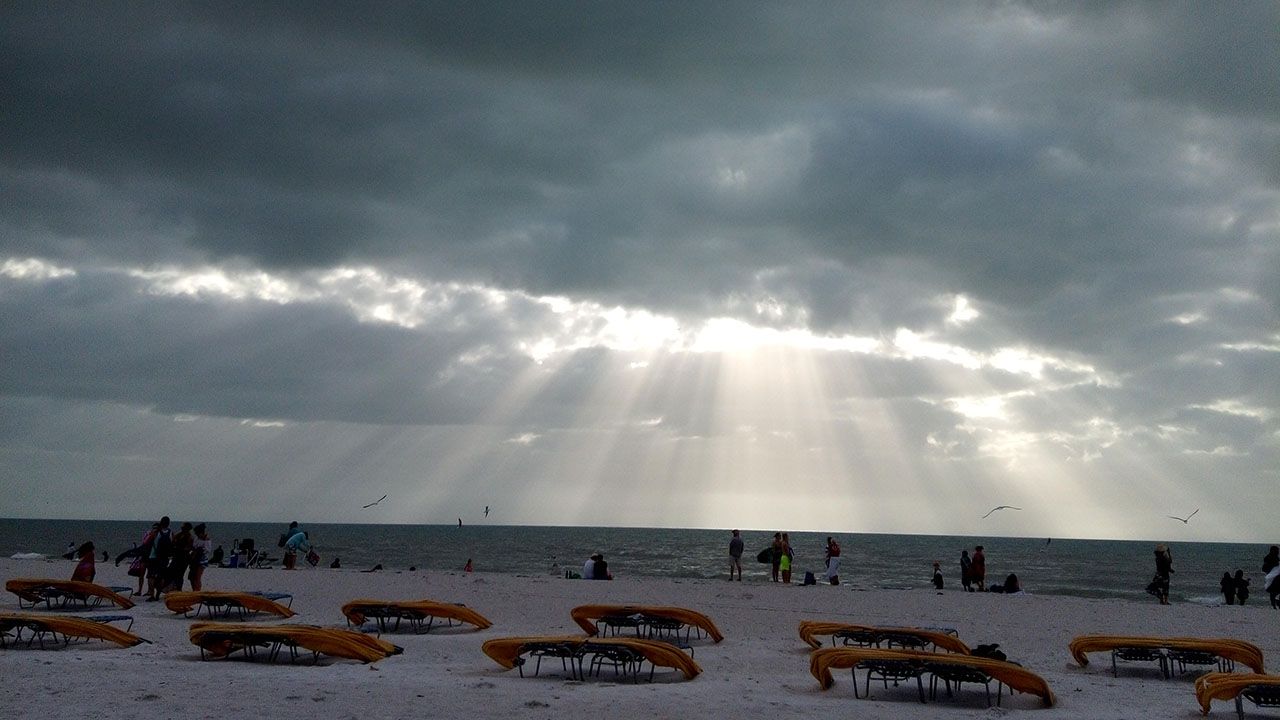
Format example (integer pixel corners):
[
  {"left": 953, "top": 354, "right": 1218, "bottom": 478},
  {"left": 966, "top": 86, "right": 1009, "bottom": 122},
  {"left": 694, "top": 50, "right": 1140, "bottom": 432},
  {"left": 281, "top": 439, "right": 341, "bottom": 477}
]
[
  {"left": 1234, "top": 570, "right": 1250, "bottom": 605},
  {"left": 1221, "top": 572, "right": 1236, "bottom": 605}
]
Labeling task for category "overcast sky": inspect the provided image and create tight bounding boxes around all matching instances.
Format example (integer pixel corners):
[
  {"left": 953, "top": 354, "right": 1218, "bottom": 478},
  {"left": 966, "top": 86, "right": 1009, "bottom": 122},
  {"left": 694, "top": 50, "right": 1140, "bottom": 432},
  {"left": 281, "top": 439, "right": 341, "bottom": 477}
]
[{"left": 2, "top": 1, "right": 1277, "bottom": 541}]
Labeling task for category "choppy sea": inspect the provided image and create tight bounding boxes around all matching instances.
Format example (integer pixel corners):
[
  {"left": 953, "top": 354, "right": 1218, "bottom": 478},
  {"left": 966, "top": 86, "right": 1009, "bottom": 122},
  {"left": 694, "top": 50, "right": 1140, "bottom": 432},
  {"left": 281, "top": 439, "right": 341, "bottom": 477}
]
[{"left": 1, "top": 519, "right": 1272, "bottom": 606}]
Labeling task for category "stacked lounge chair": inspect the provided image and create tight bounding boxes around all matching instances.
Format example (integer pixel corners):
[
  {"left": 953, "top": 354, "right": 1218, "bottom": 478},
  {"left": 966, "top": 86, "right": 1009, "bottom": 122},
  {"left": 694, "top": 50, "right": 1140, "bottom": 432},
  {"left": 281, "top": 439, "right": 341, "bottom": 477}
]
[
  {"left": 1068, "top": 635, "right": 1264, "bottom": 679},
  {"left": 0, "top": 612, "right": 148, "bottom": 649},
  {"left": 798, "top": 620, "right": 970, "bottom": 654},
  {"left": 1195, "top": 672, "right": 1280, "bottom": 718},
  {"left": 570, "top": 604, "right": 724, "bottom": 643},
  {"left": 483, "top": 635, "right": 702, "bottom": 681},
  {"left": 5, "top": 579, "right": 135, "bottom": 611},
  {"left": 341, "top": 598, "right": 493, "bottom": 634},
  {"left": 189, "top": 622, "right": 402, "bottom": 664},
  {"left": 164, "top": 590, "right": 297, "bottom": 620},
  {"left": 810, "top": 646, "right": 1055, "bottom": 707}
]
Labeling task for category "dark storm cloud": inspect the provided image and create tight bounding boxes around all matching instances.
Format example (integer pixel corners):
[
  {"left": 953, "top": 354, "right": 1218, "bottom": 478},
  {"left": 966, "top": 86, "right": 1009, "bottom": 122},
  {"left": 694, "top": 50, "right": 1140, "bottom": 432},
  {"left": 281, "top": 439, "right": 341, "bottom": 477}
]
[{"left": 1, "top": 2, "right": 1277, "bottom": 533}]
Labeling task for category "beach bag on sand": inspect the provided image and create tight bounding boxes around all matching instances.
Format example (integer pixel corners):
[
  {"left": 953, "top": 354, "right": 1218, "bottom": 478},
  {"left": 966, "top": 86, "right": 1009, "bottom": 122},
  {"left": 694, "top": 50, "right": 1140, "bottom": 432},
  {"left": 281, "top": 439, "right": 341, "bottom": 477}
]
[
  {"left": 803, "top": 571, "right": 816, "bottom": 585},
  {"left": 972, "top": 643, "right": 1007, "bottom": 662},
  {"left": 306, "top": 549, "right": 320, "bottom": 567}
]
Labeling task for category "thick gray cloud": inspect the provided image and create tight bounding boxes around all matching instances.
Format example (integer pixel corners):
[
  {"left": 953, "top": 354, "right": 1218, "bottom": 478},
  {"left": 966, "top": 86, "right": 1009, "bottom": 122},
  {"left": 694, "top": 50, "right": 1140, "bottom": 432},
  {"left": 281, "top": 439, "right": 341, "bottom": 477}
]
[{"left": 1, "top": 1, "right": 1276, "bottom": 538}]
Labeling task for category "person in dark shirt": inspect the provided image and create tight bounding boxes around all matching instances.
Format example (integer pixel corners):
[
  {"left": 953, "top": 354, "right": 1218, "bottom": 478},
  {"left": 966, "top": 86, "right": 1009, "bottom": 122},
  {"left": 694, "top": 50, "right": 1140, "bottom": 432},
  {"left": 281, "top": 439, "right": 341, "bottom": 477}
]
[{"left": 728, "top": 530, "right": 744, "bottom": 581}]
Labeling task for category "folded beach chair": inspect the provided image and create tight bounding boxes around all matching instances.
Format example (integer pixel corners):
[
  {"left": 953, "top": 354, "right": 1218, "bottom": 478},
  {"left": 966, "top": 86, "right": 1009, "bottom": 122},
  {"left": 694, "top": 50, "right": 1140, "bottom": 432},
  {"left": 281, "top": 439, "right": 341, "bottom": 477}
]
[
  {"left": 5, "top": 579, "right": 136, "bottom": 611},
  {"left": 1068, "top": 635, "right": 1264, "bottom": 679},
  {"left": 798, "top": 620, "right": 971, "bottom": 654},
  {"left": 188, "top": 622, "right": 402, "bottom": 664},
  {"left": 570, "top": 604, "right": 724, "bottom": 644},
  {"left": 482, "top": 635, "right": 702, "bottom": 681},
  {"left": 341, "top": 598, "right": 492, "bottom": 634},
  {"left": 809, "top": 646, "right": 1055, "bottom": 707},
  {"left": 1196, "top": 672, "right": 1280, "bottom": 718},
  {"left": 164, "top": 591, "right": 296, "bottom": 620},
  {"left": 0, "top": 612, "right": 149, "bottom": 649}
]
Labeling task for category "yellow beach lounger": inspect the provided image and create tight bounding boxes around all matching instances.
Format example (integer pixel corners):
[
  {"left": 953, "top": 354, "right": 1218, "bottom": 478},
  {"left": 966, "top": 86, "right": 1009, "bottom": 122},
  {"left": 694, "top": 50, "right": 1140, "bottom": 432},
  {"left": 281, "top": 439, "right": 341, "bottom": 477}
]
[
  {"left": 6, "top": 579, "right": 136, "bottom": 611},
  {"left": 1196, "top": 672, "right": 1280, "bottom": 716},
  {"left": 0, "top": 612, "right": 148, "bottom": 649},
  {"left": 810, "top": 647, "right": 1055, "bottom": 707},
  {"left": 341, "top": 598, "right": 492, "bottom": 633},
  {"left": 164, "top": 591, "right": 296, "bottom": 620},
  {"left": 570, "top": 604, "right": 724, "bottom": 643},
  {"left": 483, "top": 635, "right": 702, "bottom": 681},
  {"left": 189, "top": 622, "right": 401, "bottom": 664},
  {"left": 798, "top": 620, "right": 971, "bottom": 654},
  {"left": 1068, "top": 635, "right": 1265, "bottom": 677}
]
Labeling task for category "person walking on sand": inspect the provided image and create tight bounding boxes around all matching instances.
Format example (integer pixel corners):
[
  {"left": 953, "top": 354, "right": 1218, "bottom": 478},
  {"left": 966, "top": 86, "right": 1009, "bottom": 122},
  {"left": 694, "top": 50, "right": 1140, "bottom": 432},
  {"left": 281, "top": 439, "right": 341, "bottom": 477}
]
[
  {"left": 728, "top": 530, "right": 744, "bottom": 581},
  {"left": 824, "top": 536, "right": 841, "bottom": 585},
  {"left": 971, "top": 545, "right": 987, "bottom": 591},
  {"left": 960, "top": 549, "right": 974, "bottom": 591}
]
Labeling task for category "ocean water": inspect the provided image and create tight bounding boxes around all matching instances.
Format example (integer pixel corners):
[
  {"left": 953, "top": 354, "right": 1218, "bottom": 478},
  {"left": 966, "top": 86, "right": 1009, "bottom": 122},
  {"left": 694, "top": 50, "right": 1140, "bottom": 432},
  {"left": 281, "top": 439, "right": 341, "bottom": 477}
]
[{"left": 1, "top": 518, "right": 1272, "bottom": 606}]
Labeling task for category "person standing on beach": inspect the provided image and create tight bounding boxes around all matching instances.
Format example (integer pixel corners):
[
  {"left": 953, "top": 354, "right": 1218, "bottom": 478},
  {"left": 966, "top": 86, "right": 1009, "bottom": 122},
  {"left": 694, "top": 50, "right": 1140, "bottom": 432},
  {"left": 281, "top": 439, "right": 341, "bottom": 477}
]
[
  {"left": 728, "top": 530, "right": 744, "bottom": 581},
  {"left": 824, "top": 536, "right": 841, "bottom": 585},
  {"left": 165, "top": 522, "right": 194, "bottom": 592},
  {"left": 931, "top": 561, "right": 944, "bottom": 590},
  {"left": 145, "top": 516, "right": 172, "bottom": 601},
  {"left": 188, "top": 523, "right": 212, "bottom": 591},
  {"left": 1151, "top": 544, "right": 1174, "bottom": 604},
  {"left": 770, "top": 533, "right": 783, "bottom": 582},
  {"left": 960, "top": 550, "right": 974, "bottom": 591},
  {"left": 1221, "top": 572, "right": 1236, "bottom": 605},
  {"left": 1264, "top": 545, "right": 1280, "bottom": 608},
  {"left": 971, "top": 546, "right": 987, "bottom": 591},
  {"left": 780, "top": 532, "right": 794, "bottom": 584}
]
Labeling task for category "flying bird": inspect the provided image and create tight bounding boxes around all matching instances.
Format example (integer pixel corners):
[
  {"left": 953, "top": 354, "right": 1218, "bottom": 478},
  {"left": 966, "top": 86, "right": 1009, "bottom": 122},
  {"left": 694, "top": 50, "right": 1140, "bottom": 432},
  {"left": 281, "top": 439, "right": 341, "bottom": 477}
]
[
  {"left": 1167, "top": 509, "right": 1199, "bottom": 524},
  {"left": 361, "top": 494, "right": 387, "bottom": 509},
  {"left": 981, "top": 505, "right": 1022, "bottom": 519},
  {"left": 484, "top": 505, "right": 490, "bottom": 518}
]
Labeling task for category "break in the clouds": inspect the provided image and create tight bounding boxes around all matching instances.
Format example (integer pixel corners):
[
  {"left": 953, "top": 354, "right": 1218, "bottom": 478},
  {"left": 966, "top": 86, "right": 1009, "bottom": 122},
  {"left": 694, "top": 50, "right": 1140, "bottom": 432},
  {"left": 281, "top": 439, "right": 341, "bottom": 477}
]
[{"left": 2, "top": 1, "right": 1277, "bottom": 541}]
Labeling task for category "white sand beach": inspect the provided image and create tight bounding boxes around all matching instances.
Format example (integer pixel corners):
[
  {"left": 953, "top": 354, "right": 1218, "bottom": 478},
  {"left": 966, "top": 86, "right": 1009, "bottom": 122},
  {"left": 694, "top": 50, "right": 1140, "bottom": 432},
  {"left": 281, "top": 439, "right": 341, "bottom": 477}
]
[{"left": 2, "top": 557, "right": 1276, "bottom": 719}]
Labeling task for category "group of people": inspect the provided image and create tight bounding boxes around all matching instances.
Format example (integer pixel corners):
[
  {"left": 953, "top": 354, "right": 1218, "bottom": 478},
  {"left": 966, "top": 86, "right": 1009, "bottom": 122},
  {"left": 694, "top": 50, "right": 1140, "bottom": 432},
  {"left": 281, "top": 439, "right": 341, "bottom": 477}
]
[
  {"left": 1219, "top": 570, "right": 1251, "bottom": 605},
  {"left": 1150, "top": 543, "right": 1280, "bottom": 607},
  {"left": 110, "top": 516, "right": 213, "bottom": 600},
  {"left": 581, "top": 552, "right": 611, "bottom": 580},
  {"left": 959, "top": 546, "right": 986, "bottom": 591},
  {"left": 726, "top": 531, "right": 841, "bottom": 585},
  {"left": 277, "top": 521, "right": 315, "bottom": 570}
]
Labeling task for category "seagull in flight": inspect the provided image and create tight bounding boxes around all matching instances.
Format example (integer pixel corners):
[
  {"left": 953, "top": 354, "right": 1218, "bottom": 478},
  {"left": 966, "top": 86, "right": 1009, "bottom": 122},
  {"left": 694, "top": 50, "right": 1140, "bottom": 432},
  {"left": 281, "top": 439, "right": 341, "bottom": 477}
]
[
  {"left": 981, "top": 505, "right": 1022, "bottom": 519},
  {"left": 361, "top": 494, "right": 387, "bottom": 509},
  {"left": 484, "top": 505, "right": 490, "bottom": 518},
  {"left": 1167, "top": 508, "right": 1199, "bottom": 524}
]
